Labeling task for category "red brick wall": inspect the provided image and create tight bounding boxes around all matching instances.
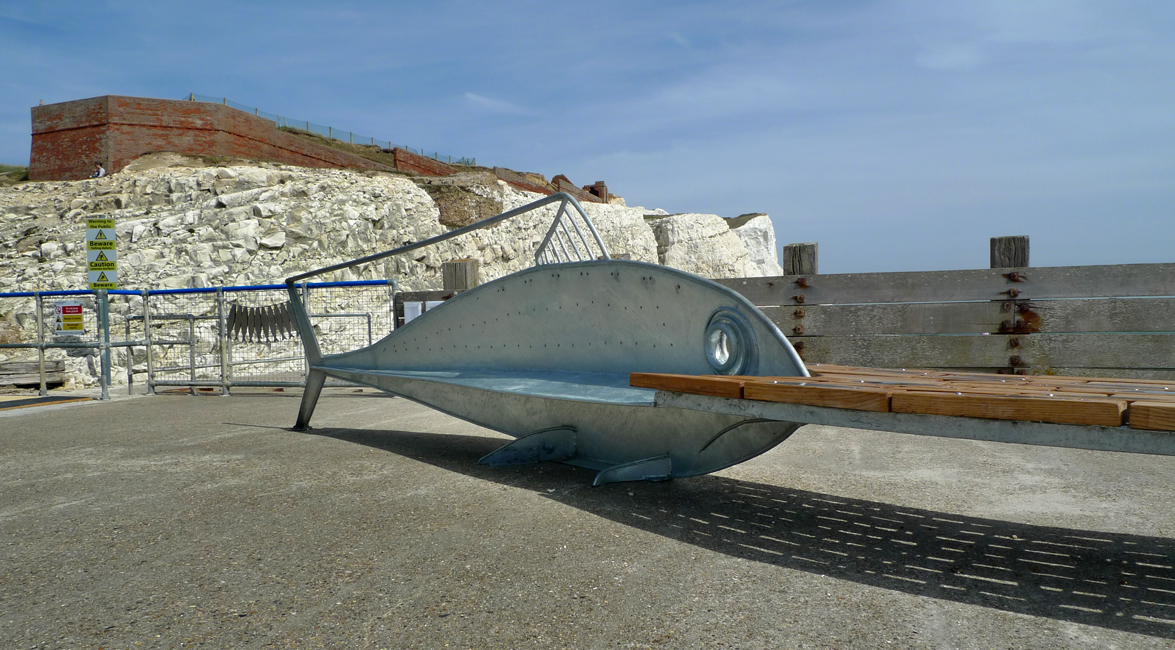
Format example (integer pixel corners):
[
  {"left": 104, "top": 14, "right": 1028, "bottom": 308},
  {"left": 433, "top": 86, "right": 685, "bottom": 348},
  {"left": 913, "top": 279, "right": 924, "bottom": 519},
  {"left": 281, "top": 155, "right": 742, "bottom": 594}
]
[
  {"left": 393, "top": 148, "right": 457, "bottom": 177},
  {"left": 552, "top": 175, "right": 603, "bottom": 203},
  {"left": 493, "top": 167, "right": 554, "bottom": 196},
  {"left": 29, "top": 97, "right": 112, "bottom": 180},
  {"left": 30, "top": 96, "right": 393, "bottom": 181}
]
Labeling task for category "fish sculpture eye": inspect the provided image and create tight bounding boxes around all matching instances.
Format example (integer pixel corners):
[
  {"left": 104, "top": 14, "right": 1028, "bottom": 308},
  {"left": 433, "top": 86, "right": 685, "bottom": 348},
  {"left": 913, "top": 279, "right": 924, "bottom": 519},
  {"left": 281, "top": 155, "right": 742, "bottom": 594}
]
[{"left": 704, "top": 308, "right": 757, "bottom": 375}]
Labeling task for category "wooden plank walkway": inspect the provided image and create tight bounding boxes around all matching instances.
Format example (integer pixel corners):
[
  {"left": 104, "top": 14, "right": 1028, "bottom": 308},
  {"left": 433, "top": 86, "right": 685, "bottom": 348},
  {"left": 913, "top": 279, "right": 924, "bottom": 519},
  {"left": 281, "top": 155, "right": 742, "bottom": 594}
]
[{"left": 631, "top": 363, "right": 1175, "bottom": 432}]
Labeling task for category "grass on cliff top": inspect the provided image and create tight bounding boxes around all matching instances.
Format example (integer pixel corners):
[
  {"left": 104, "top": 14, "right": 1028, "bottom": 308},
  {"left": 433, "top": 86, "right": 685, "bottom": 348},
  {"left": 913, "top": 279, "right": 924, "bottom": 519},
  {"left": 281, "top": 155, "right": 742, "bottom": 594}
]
[
  {"left": 0, "top": 164, "right": 28, "bottom": 186},
  {"left": 279, "top": 127, "right": 403, "bottom": 171},
  {"left": 279, "top": 127, "right": 488, "bottom": 175}
]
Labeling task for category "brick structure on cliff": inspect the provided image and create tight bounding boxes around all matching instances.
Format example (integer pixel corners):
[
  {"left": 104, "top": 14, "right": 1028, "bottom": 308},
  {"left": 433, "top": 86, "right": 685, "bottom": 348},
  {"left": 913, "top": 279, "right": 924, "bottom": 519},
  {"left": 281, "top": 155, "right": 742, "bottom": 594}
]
[
  {"left": 29, "top": 95, "right": 403, "bottom": 181},
  {"left": 28, "top": 96, "right": 614, "bottom": 202}
]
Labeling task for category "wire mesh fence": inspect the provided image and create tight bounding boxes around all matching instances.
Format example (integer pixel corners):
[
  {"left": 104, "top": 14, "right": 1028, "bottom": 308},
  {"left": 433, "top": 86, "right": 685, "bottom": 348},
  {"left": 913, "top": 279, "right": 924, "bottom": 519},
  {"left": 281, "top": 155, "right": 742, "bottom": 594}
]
[
  {"left": 0, "top": 280, "right": 397, "bottom": 397},
  {"left": 187, "top": 93, "right": 476, "bottom": 165},
  {"left": 0, "top": 290, "right": 145, "bottom": 397},
  {"left": 223, "top": 285, "right": 303, "bottom": 386}
]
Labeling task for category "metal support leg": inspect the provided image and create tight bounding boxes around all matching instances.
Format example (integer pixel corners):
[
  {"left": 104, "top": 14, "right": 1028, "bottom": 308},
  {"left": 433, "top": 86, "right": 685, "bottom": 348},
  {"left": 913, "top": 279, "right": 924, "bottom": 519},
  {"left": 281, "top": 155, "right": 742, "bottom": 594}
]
[
  {"left": 187, "top": 315, "right": 196, "bottom": 396},
  {"left": 144, "top": 290, "right": 155, "bottom": 395},
  {"left": 35, "top": 293, "right": 46, "bottom": 397},
  {"left": 292, "top": 368, "right": 326, "bottom": 431},
  {"left": 97, "top": 290, "right": 110, "bottom": 401},
  {"left": 125, "top": 296, "right": 133, "bottom": 395},
  {"left": 217, "top": 288, "right": 230, "bottom": 396}
]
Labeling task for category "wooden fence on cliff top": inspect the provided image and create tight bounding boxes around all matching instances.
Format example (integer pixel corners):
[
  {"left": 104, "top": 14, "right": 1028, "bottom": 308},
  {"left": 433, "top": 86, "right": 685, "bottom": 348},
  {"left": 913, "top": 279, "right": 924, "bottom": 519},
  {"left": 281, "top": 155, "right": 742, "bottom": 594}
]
[{"left": 717, "top": 253, "right": 1175, "bottom": 380}]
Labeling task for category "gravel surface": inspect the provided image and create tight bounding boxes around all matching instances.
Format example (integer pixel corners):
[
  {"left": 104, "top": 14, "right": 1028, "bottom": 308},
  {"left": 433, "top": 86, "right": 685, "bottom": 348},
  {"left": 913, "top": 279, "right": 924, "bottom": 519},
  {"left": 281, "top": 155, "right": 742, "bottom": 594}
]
[{"left": 2, "top": 388, "right": 1174, "bottom": 649}]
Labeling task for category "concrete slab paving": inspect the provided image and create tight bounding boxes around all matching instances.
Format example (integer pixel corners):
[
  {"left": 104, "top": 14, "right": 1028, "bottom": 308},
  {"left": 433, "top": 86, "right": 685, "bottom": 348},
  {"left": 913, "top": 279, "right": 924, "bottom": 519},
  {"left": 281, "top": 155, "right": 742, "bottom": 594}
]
[{"left": 1, "top": 388, "right": 1174, "bottom": 649}]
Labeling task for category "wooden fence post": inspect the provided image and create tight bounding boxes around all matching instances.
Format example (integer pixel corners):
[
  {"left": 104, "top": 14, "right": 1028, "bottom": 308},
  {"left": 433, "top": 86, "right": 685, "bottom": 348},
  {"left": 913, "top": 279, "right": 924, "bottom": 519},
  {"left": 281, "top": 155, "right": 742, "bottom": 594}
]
[
  {"left": 991, "top": 236, "right": 1030, "bottom": 268},
  {"left": 442, "top": 259, "right": 481, "bottom": 292},
  {"left": 783, "top": 243, "right": 818, "bottom": 275}
]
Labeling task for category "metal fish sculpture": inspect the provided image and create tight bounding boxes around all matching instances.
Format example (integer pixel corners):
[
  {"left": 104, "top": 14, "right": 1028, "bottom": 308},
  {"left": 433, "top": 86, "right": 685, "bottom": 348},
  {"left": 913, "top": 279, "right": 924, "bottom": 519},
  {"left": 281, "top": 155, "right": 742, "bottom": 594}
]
[{"left": 286, "top": 193, "right": 807, "bottom": 485}]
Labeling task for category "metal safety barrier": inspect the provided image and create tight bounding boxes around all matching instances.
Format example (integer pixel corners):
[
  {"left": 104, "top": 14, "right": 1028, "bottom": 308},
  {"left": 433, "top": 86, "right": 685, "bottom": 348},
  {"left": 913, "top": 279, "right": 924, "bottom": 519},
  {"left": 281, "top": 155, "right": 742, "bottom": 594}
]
[{"left": 0, "top": 280, "right": 395, "bottom": 399}]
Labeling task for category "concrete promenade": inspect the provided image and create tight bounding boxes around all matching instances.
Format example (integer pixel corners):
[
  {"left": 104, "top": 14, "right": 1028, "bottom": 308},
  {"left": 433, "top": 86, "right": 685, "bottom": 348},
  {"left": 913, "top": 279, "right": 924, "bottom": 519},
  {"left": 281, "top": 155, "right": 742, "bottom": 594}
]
[{"left": 2, "top": 388, "right": 1175, "bottom": 649}]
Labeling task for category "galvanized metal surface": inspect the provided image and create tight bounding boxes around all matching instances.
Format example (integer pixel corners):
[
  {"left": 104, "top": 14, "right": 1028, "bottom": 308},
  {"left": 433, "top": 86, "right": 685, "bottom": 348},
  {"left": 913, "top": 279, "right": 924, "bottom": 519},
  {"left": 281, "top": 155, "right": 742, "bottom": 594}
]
[
  {"left": 327, "top": 261, "right": 805, "bottom": 378},
  {"left": 315, "top": 364, "right": 802, "bottom": 480},
  {"left": 285, "top": 194, "right": 808, "bottom": 483},
  {"left": 299, "top": 260, "right": 808, "bottom": 481}
]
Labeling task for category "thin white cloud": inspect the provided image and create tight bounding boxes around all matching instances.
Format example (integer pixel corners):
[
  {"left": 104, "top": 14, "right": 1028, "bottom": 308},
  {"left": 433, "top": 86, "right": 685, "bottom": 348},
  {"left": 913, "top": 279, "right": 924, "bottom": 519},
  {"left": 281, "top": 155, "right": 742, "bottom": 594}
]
[
  {"left": 2, "top": 0, "right": 1172, "bottom": 273},
  {"left": 916, "top": 44, "right": 984, "bottom": 71},
  {"left": 464, "top": 92, "right": 537, "bottom": 116}
]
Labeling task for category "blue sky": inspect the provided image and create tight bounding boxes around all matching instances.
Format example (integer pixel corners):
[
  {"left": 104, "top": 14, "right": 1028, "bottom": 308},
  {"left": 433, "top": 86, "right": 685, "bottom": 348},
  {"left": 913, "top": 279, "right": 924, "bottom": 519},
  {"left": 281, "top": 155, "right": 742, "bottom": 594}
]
[{"left": 1, "top": 1, "right": 1172, "bottom": 273}]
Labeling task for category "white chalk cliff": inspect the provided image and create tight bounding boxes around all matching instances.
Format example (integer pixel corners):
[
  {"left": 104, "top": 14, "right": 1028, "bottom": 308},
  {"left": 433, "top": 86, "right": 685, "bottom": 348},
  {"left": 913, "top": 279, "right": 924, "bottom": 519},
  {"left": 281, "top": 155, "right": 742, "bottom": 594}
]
[{"left": 0, "top": 158, "right": 784, "bottom": 386}]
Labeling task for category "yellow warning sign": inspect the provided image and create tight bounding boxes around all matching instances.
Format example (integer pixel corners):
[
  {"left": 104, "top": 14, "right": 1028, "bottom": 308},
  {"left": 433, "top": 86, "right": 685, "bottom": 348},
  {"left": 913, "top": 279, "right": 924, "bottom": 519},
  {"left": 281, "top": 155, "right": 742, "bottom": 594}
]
[
  {"left": 87, "top": 248, "right": 115, "bottom": 269},
  {"left": 88, "top": 269, "right": 117, "bottom": 290},
  {"left": 85, "top": 217, "right": 117, "bottom": 289}
]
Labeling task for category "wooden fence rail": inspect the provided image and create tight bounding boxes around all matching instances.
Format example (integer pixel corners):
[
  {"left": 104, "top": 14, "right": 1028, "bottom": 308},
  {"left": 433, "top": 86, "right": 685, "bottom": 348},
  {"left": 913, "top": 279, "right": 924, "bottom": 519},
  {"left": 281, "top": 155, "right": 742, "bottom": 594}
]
[{"left": 717, "top": 261, "right": 1175, "bottom": 379}]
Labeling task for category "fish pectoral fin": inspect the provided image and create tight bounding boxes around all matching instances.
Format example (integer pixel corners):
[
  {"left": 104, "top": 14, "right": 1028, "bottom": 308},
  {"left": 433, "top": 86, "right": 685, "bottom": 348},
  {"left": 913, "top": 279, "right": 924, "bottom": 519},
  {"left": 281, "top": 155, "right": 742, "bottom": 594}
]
[
  {"left": 592, "top": 455, "right": 673, "bottom": 487},
  {"left": 479, "top": 426, "right": 577, "bottom": 466}
]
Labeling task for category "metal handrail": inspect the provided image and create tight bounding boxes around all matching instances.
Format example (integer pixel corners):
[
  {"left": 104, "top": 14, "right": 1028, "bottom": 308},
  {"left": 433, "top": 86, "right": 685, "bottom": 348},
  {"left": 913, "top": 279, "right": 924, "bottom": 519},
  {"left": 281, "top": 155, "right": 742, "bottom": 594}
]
[
  {"left": 285, "top": 192, "right": 609, "bottom": 286},
  {"left": 283, "top": 193, "right": 611, "bottom": 370},
  {"left": 533, "top": 196, "right": 610, "bottom": 264}
]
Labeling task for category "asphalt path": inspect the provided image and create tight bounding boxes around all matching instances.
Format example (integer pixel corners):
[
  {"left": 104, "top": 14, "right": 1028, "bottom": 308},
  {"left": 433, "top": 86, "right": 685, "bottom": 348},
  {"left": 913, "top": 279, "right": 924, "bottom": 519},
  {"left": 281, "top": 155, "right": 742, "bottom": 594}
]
[{"left": 2, "top": 388, "right": 1174, "bottom": 649}]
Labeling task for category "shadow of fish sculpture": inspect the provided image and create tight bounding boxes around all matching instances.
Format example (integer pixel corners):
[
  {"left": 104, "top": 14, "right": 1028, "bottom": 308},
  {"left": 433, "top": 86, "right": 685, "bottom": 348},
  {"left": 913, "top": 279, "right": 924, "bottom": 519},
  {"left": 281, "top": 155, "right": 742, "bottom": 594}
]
[{"left": 286, "top": 193, "right": 807, "bottom": 485}]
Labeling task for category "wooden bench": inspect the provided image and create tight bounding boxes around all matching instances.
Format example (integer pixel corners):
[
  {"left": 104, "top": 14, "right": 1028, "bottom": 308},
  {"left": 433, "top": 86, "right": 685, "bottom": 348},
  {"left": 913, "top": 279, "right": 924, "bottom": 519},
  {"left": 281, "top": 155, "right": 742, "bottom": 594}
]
[{"left": 633, "top": 364, "right": 1175, "bottom": 456}]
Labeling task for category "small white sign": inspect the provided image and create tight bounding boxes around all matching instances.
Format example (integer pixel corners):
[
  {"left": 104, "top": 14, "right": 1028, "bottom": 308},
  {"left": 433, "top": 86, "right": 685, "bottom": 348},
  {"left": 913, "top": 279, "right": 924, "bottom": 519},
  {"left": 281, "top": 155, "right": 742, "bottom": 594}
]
[
  {"left": 404, "top": 302, "right": 423, "bottom": 324},
  {"left": 53, "top": 300, "right": 85, "bottom": 335}
]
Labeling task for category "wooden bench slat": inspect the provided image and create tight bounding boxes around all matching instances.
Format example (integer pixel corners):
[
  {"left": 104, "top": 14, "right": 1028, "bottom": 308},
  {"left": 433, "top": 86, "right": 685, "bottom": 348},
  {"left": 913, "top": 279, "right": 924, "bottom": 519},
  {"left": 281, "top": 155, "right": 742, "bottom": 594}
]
[
  {"left": 630, "top": 366, "right": 1175, "bottom": 430},
  {"left": 1129, "top": 403, "right": 1175, "bottom": 431},
  {"left": 891, "top": 391, "right": 1126, "bottom": 427},
  {"left": 629, "top": 373, "right": 746, "bottom": 399},
  {"left": 742, "top": 381, "right": 891, "bottom": 412}
]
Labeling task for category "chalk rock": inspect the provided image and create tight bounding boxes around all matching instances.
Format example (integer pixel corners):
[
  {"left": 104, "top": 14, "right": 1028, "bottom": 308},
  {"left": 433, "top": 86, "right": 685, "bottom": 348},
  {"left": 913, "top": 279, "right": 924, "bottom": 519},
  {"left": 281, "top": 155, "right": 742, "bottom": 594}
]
[
  {"left": 727, "top": 214, "right": 783, "bottom": 277},
  {"left": 648, "top": 213, "right": 755, "bottom": 278},
  {"left": 0, "top": 162, "right": 783, "bottom": 387},
  {"left": 259, "top": 231, "right": 286, "bottom": 249}
]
